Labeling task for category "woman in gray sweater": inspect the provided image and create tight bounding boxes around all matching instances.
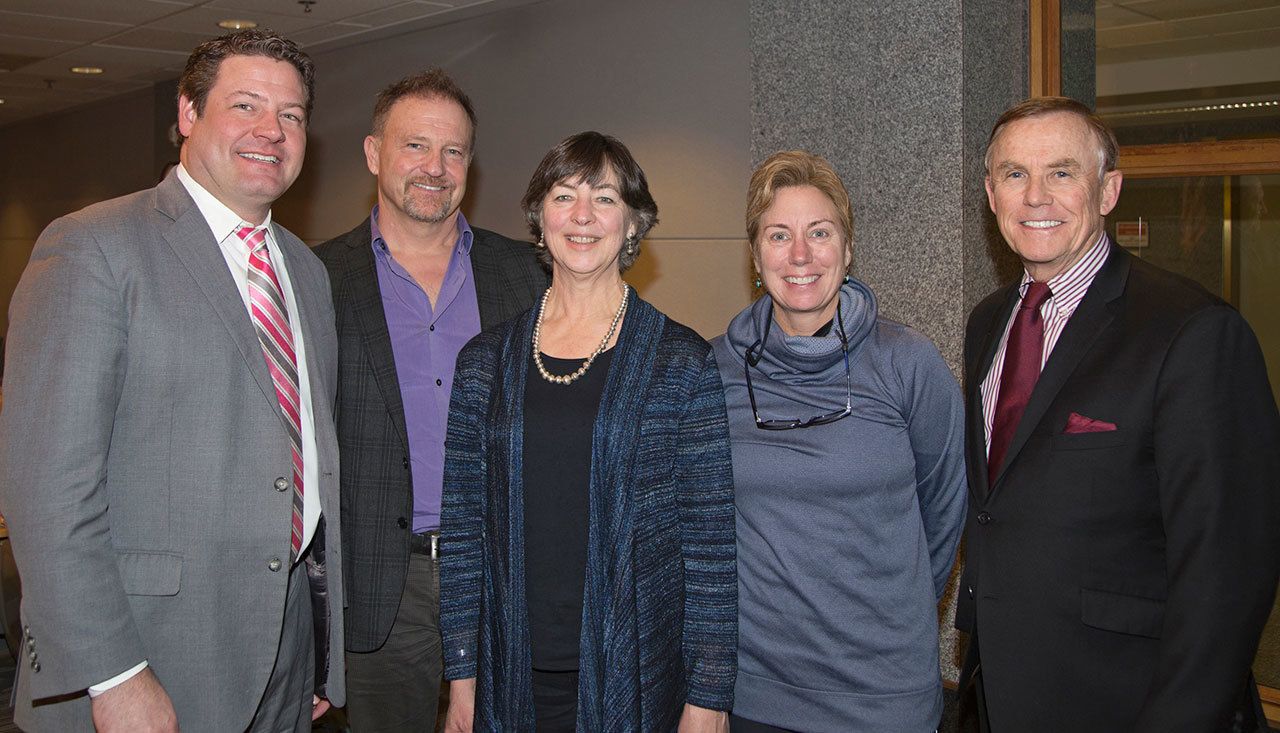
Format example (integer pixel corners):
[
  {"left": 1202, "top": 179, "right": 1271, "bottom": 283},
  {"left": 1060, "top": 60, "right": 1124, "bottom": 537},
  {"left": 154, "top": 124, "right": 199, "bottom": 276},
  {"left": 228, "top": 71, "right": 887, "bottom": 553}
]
[{"left": 711, "top": 151, "right": 967, "bottom": 733}]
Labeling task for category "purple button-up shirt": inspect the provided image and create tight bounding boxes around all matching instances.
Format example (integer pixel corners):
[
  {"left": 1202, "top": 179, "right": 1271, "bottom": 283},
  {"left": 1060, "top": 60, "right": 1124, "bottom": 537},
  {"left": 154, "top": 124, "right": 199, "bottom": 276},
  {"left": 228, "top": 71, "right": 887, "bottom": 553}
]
[{"left": 372, "top": 207, "right": 481, "bottom": 532}]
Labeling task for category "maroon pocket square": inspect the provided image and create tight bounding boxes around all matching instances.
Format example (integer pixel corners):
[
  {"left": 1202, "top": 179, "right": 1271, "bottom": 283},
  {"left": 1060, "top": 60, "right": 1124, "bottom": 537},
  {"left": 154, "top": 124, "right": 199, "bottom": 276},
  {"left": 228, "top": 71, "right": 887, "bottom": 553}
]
[{"left": 1064, "top": 412, "right": 1117, "bottom": 434}]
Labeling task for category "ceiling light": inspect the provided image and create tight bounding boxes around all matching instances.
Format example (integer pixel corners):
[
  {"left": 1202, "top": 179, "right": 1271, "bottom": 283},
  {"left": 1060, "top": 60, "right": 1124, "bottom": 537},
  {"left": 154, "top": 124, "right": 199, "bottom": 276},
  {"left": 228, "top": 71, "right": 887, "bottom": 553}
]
[
  {"left": 218, "top": 19, "right": 258, "bottom": 30},
  {"left": 70, "top": 66, "right": 104, "bottom": 75},
  {"left": 0, "top": 99, "right": 5, "bottom": 105}
]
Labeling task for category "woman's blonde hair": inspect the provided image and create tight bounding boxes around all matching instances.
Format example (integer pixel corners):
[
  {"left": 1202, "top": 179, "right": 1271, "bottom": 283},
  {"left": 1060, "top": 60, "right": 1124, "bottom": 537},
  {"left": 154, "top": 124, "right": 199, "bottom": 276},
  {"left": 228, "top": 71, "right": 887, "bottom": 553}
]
[{"left": 745, "top": 150, "right": 854, "bottom": 257}]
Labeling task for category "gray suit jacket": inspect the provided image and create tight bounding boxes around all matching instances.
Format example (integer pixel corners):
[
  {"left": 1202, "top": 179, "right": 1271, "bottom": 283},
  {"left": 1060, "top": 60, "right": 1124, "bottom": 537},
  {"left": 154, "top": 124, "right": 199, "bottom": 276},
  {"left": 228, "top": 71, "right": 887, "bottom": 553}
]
[{"left": 0, "top": 174, "right": 346, "bottom": 731}]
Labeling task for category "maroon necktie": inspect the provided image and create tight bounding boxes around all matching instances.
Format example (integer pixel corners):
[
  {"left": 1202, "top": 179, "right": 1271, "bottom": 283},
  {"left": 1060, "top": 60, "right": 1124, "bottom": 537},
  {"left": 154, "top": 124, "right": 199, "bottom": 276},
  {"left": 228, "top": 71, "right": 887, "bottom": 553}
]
[
  {"left": 987, "top": 281, "right": 1052, "bottom": 484},
  {"left": 237, "top": 225, "right": 305, "bottom": 562}
]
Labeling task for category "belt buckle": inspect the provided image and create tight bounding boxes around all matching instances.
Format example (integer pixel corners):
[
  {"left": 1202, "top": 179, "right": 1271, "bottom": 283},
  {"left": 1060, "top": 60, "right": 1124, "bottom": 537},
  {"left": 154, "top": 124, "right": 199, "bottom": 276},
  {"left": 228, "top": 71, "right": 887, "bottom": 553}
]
[{"left": 430, "top": 533, "right": 439, "bottom": 560}]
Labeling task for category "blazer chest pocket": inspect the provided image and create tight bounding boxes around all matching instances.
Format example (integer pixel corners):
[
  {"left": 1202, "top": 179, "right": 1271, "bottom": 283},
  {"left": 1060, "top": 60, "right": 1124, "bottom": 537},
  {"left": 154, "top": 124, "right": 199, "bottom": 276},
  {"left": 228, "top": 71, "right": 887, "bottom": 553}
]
[
  {"left": 1053, "top": 430, "right": 1126, "bottom": 451},
  {"left": 1080, "top": 587, "right": 1163, "bottom": 638},
  {"left": 117, "top": 551, "right": 183, "bottom": 596}
]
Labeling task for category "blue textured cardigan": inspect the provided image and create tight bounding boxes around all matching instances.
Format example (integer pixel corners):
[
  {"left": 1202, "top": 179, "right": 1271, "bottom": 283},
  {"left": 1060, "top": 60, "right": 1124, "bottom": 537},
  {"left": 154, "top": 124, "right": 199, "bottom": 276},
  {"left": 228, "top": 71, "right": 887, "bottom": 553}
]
[{"left": 439, "top": 289, "right": 737, "bottom": 731}]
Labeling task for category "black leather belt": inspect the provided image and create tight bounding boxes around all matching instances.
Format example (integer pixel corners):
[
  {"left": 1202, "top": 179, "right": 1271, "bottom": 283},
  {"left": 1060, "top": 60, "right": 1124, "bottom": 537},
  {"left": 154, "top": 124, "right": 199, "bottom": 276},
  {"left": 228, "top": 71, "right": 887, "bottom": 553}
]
[{"left": 409, "top": 530, "right": 440, "bottom": 559}]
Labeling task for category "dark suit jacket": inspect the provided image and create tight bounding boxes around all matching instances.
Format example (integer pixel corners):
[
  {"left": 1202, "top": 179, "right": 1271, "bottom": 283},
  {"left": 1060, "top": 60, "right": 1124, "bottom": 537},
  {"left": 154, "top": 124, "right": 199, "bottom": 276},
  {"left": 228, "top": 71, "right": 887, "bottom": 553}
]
[
  {"left": 314, "top": 218, "right": 545, "bottom": 651},
  {"left": 956, "top": 241, "right": 1280, "bottom": 732}
]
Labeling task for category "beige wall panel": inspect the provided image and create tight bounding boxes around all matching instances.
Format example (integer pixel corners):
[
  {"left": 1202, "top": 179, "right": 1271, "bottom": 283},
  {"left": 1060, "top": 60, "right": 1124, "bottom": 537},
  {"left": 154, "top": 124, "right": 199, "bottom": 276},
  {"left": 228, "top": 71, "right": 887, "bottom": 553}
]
[{"left": 628, "top": 238, "right": 754, "bottom": 341}]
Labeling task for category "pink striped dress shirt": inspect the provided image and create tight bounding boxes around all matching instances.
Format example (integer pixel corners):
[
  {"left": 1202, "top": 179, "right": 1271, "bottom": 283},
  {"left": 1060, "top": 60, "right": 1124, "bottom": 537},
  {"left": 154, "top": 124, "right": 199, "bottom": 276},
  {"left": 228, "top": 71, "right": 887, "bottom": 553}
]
[{"left": 980, "top": 234, "right": 1111, "bottom": 453}]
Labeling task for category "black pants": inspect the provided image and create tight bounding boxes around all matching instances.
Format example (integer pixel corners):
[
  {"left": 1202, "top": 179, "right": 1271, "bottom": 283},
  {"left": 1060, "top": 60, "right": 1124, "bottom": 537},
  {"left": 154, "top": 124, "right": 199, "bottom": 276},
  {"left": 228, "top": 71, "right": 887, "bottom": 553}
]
[
  {"left": 344, "top": 552, "right": 443, "bottom": 732},
  {"left": 531, "top": 668, "right": 579, "bottom": 732}
]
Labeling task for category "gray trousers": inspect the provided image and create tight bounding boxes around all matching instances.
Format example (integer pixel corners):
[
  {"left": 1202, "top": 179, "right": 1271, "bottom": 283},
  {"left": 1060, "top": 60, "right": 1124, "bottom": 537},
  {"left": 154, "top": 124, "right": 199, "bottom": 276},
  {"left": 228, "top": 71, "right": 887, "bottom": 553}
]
[
  {"left": 248, "top": 558, "right": 315, "bottom": 733},
  {"left": 344, "top": 551, "right": 443, "bottom": 732}
]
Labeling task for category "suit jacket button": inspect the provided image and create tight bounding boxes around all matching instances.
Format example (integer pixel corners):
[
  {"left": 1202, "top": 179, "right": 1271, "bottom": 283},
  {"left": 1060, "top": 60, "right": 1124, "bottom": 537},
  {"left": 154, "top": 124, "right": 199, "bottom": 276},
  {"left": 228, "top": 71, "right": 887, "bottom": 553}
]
[
  {"left": 977, "top": 511, "right": 992, "bottom": 525},
  {"left": 967, "top": 585, "right": 975, "bottom": 599},
  {"left": 274, "top": 477, "right": 289, "bottom": 492},
  {"left": 397, "top": 517, "right": 408, "bottom": 529},
  {"left": 268, "top": 558, "right": 282, "bottom": 572},
  {"left": 402, "top": 457, "right": 410, "bottom": 470}
]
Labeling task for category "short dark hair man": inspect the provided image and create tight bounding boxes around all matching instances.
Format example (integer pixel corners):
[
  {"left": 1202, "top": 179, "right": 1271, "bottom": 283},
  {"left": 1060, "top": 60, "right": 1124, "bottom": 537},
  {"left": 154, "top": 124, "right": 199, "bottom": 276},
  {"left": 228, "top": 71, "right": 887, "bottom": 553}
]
[
  {"left": 0, "top": 29, "right": 344, "bottom": 731},
  {"left": 956, "top": 96, "right": 1280, "bottom": 731},
  {"left": 314, "top": 69, "right": 545, "bottom": 731}
]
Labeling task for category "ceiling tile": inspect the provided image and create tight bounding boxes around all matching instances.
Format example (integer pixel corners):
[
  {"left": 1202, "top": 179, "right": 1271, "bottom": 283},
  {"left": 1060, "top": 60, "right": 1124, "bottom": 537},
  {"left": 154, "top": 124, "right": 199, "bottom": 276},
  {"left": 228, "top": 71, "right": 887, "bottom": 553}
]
[
  {"left": 0, "top": 0, "right": 193, "bottom": 25},
  {"left": 1105, "top": 7, "right": 1280, "bottom": 49},
  {"left": 344, "top": 2, "right": 451, "bottom": 27},
  {"left": 287, "top": 23, "right": 374, "bottom": 47},
  {"left": 0, "top": 72, "right": 114, "bottom": 92},
  {"left": 0, "top": 0, "right": 540, "bottom": 126},
  {"left": 1116, "top": 0, "right": 1280, "bottom": 22},
  {"left": 1152, "top": 6, "right": 1280, "bottom": 38},
  {"left": 0, "top": 33, "right": 81, "bottom": 60},
  {"left": 1096, "top": 5, "right": 1160, "bottom": 30},
  {"left": 129, "top": 66, "right": 186, "bottom": 83},
  {"left": 0, "top": 11, "right": 128, "bottom": 43},
  {"left": 143, "top": 6, "right": 327, "bottom": 35},
  {"left": 17, "top": 45, "right": 187, "bottom": 81},
  {"left": 208, "top": 0, "right": 420, "bottom": 23},
  {"left": 104, "top": 26, "right": 224, "bottom": 54},
  {"left": 1097, "top": 30, "right": 1280, "bottom": 63},
  {"left": 0, "top": 87, "right": 103, "bottom": 107},
  {"left": 1097, "top": 22, "right": 1185, "bottom": 48}
]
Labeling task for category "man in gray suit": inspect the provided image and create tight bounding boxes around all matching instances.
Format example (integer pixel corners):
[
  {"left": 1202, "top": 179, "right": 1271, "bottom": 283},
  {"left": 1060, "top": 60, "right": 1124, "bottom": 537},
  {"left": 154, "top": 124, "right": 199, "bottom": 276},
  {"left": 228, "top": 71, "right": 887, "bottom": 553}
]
[{"left": 0, "top": 29, "right": 344, "bottom": 732}]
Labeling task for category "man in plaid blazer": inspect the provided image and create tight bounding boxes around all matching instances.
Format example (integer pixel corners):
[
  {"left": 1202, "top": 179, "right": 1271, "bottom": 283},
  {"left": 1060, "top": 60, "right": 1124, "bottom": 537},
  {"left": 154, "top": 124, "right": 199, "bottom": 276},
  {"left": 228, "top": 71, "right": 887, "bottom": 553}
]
[{"left": 314, "top": 69, "right": 544, "bottom": 731}]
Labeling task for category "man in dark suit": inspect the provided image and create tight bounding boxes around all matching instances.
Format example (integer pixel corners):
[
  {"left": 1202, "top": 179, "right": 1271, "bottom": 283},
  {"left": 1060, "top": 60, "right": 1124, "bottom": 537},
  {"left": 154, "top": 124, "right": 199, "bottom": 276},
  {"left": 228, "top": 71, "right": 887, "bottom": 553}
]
[
  {"left": 0, "top": 30, "right": 344, "bottom": 732},
  {"left": 314, "top": 70, "right": 544, "bottom": 731},
  {"left": 956, "top": 96, "right": 1280, "bottom": 731}
]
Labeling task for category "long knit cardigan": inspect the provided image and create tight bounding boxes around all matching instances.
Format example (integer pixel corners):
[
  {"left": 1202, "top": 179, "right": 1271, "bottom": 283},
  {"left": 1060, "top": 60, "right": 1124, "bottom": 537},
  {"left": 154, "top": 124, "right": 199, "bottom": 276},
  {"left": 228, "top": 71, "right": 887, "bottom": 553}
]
[{"left": 439, "top": 289, "right": 737, "bottom": 731}]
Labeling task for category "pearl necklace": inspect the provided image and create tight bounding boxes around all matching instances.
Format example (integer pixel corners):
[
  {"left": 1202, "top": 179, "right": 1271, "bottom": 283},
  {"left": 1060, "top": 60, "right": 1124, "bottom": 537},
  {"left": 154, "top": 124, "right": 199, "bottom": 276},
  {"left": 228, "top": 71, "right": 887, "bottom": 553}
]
[{"left": 532, "top": 283, "right": 630, "bottom": 385}]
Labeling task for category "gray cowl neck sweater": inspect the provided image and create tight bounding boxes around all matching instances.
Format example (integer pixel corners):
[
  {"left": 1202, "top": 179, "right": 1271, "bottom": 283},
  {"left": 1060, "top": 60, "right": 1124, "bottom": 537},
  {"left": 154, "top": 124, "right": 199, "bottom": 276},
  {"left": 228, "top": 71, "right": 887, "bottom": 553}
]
[{"left": 712, "top": 278, "right": 967, "bottom": 733}]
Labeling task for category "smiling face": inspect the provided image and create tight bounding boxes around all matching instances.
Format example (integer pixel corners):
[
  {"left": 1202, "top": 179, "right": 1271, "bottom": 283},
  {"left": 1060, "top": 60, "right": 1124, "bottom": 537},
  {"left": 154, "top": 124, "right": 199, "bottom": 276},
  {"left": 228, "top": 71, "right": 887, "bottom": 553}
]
[
  {"left": 178, "top": 54, "right": 307, "bottom": 224},
  {"left": 365, "top": 95, "right": 472, "bottom": 226},
  {"left": 985, "top": 111, "right": 1123, "bottom": 281},
  {"left": 754, "top": 185, "right": 852, "bottom": 336},
  {"left": 540, "top": 169, "right": 634, "bottom": 281}
]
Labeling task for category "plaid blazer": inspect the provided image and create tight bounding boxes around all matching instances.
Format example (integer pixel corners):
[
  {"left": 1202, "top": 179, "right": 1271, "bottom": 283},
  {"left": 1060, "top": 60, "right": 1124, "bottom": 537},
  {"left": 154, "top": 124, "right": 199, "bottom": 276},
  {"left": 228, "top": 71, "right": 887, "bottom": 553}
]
[{"left": 314, "top": 218, "right": 546, "bottom": 651}]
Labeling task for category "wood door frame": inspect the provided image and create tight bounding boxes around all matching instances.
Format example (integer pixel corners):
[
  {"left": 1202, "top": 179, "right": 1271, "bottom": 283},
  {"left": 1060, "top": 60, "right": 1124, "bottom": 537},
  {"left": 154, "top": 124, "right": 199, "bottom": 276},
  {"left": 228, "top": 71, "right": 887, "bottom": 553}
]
[
  {"left": 1029, "top": 0, "right": 1061, "bottom": 98},
  {"left": 1118, "top": 139, "right": 1280, "bottom": 179}
]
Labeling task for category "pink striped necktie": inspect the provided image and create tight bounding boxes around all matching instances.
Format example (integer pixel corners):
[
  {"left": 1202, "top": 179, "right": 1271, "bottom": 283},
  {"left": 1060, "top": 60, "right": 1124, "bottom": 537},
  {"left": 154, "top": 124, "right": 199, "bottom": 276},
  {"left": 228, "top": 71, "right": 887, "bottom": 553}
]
[{"left": 236, "top": 225, "right": 304, "bottom": 562}]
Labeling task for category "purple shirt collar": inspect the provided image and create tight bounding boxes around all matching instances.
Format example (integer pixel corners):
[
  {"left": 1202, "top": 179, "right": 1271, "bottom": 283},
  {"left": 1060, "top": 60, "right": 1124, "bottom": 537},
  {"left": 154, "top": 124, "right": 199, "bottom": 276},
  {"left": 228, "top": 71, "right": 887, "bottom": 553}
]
[{"left": 371, "top": 205, "right": 474, "bottom": 256}]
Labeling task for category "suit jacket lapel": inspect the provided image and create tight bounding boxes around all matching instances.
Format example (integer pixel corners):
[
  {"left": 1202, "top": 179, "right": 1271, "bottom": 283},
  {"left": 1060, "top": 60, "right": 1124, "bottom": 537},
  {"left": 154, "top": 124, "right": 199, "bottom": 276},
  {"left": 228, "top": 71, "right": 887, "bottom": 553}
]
[
  {"left": 989, "top": 241, "right": 1129, "bottom": 493},
  {"left": 968, "top": 287, "right": 1018, "bottom": 501},
  {"left": 154, "top": 178, "right": 279, "bottom": 409},
  {"left": 340, "top": 227, "right": 410, "bottom": 452}
]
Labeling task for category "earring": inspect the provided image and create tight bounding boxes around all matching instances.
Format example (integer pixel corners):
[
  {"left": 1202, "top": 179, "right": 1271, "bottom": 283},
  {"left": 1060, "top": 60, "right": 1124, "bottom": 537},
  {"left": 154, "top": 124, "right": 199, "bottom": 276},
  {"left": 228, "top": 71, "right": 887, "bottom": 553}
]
[
  {"left": 535, "top": 232, "right": 545, "bottom": 249},
  {"left": 625, "top": 237, "right": 637, "bottom": 256},
  {"left": 843, "top": 274, "right": 851, "bottom": 285},
  {"left": 753, "top": 275, "right": 763, "bottom": 289}
]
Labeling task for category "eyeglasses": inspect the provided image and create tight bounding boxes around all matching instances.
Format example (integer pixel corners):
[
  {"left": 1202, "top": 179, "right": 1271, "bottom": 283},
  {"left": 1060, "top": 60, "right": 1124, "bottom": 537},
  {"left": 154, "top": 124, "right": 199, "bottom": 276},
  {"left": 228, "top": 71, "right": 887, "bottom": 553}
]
[{"left": 743, "top": 302, "right": 852, "bottom": 430}]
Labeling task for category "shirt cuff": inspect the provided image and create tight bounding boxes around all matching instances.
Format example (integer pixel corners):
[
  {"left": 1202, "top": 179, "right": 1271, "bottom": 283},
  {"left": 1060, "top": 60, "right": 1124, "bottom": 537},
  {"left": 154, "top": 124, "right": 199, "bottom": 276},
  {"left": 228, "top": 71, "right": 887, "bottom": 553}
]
[{"left": 87, "top": 661, "right": 148, "bottom": 697}]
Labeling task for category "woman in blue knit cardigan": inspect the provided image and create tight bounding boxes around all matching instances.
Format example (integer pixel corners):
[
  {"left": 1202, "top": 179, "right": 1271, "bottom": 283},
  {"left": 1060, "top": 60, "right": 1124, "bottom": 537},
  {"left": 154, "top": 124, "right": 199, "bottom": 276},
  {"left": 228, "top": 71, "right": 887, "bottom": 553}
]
[{"left": 439, "top": 132, "right": 737, "bottom": 732}]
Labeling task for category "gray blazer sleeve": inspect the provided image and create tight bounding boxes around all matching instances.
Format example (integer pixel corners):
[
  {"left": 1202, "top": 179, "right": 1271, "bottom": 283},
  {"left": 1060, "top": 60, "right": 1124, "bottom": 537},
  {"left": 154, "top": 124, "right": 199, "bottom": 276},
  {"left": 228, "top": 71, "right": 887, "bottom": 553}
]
[{"left": 0, "top": 214, "right": 148, "bottom": 698}]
